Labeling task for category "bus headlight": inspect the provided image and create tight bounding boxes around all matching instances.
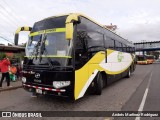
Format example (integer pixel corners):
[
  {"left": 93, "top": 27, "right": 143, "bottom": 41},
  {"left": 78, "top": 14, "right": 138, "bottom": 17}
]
[
  {"left": 53, "top": 81, "right": 71, "bottom": 89},
  {"left": 22, "top": 77, "right": 26, "bottom": 83}
]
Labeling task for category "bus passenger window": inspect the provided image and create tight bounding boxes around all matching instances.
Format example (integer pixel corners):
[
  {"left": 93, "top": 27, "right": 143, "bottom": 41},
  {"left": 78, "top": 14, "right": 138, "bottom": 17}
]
[
  {"left": 115, "top": 41, "right": 122, "bottom": 51},
  {"left": 105, "top": 37, "right": 114, "bottom": 49},
  {"left": 123, "top": 44, "right": 127, "bottom": 52},
  {"left": 87, "top": 31, "right": 104, "bottom": 48}
]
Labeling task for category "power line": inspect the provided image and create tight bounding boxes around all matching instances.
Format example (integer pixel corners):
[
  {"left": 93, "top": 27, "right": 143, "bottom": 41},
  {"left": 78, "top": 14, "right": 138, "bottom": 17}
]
[
  {"left": 0, "top": 9, "right": 18, "bottom": 28},
  {"left": 0, "top": 1, "right": 20, "bottom": 45},
  {"left": 0, "top": 0, "right": 26, "bottom": 25},
  {"left": 0, "top": 14, "right": 18, "bottom": 30},
  {"left": 0, "top": 36, "right": 14, "bottom": 44},
  {"left": 0, "top": 3, "right": 19, "bottom": 27},
  {"left": 0, "top": 10, "right": 18, "bottom": 28}
]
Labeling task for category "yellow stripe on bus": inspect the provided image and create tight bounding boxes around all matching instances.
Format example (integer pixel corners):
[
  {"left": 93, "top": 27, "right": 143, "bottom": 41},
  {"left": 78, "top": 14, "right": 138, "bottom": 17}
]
[{"left": 29, "top": 28, "right": 66, "bottom": 36}]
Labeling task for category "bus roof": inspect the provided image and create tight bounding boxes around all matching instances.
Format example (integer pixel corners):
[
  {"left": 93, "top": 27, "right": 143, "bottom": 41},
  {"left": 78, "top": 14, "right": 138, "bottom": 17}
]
[{"left": 41, "top": 13, "right": 133, "bottom": 46}]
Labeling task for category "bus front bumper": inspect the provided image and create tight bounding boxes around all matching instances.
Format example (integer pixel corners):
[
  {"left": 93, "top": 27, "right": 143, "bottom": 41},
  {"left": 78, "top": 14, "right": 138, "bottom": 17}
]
[{"left": 23, "top": 83, "right": 70, "bottom": 97}]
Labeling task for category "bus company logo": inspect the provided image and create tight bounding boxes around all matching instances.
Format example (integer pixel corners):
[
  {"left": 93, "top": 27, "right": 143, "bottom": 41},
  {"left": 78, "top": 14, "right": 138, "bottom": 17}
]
[
  {"left": 2, "top": 112, "right": 11, "bottom": 117},
  {"left": 35, "top": 73, "right": 40, "bottom": 78},
  {"left": 117, "top": 52, "right": 124, "bottom": 62}
]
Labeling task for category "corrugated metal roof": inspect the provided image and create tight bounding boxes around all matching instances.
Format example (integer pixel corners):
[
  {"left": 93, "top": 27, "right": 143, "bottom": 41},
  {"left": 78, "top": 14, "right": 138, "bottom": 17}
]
[{"left": 0, "top": 45, "right": 25, "bottom": 53}]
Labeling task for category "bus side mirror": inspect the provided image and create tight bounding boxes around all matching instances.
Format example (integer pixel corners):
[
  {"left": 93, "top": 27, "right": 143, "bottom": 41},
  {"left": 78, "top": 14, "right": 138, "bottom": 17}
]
[
  {"left": 66, "top": 23, "right": 73, "bottom": 40},
  {"left": 14, "top": 27, "right": 32, "bottom": 45},
  {"left": 65, "top": 14, "right": 80, "bottom": 40}
]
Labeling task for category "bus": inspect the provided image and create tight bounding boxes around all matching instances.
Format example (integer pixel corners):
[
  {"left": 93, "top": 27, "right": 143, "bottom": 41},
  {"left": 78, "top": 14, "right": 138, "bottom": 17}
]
[
  {"left": 14, "top": 13, "right": 136, "bottom": 100},
  {"left": 136, "top": 55, "right": 148, "bottom": 65},
  {"left": 145, "top": 55, "right": 155, "bottom": 64},
  {"left": 136, "top": 55, "right": 155, "bottom": 65}
]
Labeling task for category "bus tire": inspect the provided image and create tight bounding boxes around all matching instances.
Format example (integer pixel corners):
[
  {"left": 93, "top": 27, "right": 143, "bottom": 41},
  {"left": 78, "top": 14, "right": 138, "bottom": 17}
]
[
  {"left": 126, "top": 68, "right": 131, "bottom": 78},
  {"left": 95, "top": 73, "right": 103, "bottom": 95}
]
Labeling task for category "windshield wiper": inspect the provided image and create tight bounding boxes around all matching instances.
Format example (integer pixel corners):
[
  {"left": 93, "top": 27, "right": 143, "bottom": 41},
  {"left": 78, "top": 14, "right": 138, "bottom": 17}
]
[
  {"left": 40, "top": 34, "right": 54, "bottom": 69},
  {"left": 35, "top": 35, "right": 42, "bottom": 59},
  {"left": 25, "top": 35, "right": 42, "bottom": 68}
]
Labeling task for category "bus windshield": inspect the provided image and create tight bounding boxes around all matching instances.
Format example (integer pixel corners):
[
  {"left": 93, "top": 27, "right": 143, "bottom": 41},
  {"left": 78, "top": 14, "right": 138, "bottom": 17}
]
[
  {"left": 25, "top": 16, "right": 72, "bottom": 67},
  {"left": 146, "top": 55, "right": 154, "bottom": 59},
  {"left": 137, "top": 56, "right": 146, "bottom": 61},
  {"left": 27, "top": 32, "right": 70, "bottom": 57}
]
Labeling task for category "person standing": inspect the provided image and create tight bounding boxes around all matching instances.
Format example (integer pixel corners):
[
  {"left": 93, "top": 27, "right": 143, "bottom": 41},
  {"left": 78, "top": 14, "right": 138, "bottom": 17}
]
[
  {"left": 16, "top": 64, "right": 22, "bottom": 80},
  {"left": 0, "top": 56, "right": 11, "bottom": 88},
  {"left": 9, "top": 64, "right": 17, "bottom": 82}
]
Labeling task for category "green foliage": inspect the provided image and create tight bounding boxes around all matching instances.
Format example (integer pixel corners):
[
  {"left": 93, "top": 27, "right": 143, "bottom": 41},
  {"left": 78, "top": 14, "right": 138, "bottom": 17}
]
[
  {"left": 0, "top": 52, "right": 25, "bottom": 65},
  {"left": 13, "top": 53, "right": 25, "bottom": 60},
  {"left": 0, "top": 52, "right": 6, "bottom": 60}
]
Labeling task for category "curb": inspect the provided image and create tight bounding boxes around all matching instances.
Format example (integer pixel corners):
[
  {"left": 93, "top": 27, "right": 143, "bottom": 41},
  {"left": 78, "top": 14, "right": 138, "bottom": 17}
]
[{"left": 0, "top": 86, "right": 22, "bottom": 92}]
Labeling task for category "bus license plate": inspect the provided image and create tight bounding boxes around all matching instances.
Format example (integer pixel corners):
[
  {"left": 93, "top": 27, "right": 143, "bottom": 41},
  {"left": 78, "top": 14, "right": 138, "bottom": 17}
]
[{"left": 36, "top": 89, "right": 42, "bottom": 94}]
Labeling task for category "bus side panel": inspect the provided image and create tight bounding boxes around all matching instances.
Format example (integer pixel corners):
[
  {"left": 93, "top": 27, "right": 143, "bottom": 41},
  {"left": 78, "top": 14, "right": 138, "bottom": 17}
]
[
  {"left": 74, "top": 49, "right": 133, "bottom": 100},
  {"left": 74, "top": 51, "right": 105, "bottom": 100},
  {"left": 74, "top": 65, "right": 89, "bottom": 100},
  {"left": 99, "top": 49, "right": 133, "bottom": 81}
]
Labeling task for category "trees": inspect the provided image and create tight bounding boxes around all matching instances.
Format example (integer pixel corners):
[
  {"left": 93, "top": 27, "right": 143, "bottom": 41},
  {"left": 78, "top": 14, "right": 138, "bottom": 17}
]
[
  {"left": 0, "top": 52, "right": 24, "bottom": 66},
  {"left": 0, "top": 52, "right": 6, "bottom": 60}
]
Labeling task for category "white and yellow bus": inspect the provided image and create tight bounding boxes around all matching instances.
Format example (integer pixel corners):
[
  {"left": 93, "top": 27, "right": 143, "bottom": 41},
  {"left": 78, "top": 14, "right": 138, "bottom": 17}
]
[
  {"left": 14, "top": 13, "right": 136, "bottom": 100},
  {"left": 145, "top": 55, "right": 155, "bottom": 64}
]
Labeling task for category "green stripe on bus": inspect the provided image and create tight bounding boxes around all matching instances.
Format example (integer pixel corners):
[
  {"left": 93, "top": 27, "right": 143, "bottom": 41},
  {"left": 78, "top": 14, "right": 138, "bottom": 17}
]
[{"left": 29, "top": 28, "right": 66, "bottom": 36}]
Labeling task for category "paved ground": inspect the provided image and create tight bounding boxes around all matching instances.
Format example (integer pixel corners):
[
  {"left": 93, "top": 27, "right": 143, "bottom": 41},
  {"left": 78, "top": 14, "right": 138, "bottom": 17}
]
[
  {"left": 0, "top": 63, "right": 159, "bottom": 120},
  {"left": 115, "top": 63, "right": 160, "bottom": 120}
]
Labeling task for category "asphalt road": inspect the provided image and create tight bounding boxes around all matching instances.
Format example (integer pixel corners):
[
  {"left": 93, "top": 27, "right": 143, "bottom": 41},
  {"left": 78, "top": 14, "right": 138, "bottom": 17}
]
[{"left": 0, "top": 63, "right": 159, "bottom": 120}]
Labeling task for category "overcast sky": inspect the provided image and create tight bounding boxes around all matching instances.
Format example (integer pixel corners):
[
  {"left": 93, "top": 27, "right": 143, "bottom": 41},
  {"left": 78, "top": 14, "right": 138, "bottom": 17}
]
[{"left": 0, "top": 0, "right": 160, "bottom": 45}]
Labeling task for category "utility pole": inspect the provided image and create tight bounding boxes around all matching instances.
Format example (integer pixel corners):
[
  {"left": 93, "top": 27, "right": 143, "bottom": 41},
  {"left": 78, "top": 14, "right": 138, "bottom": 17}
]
[{"left": 142, "top": 40, "right": 146, "bottom": 57}]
